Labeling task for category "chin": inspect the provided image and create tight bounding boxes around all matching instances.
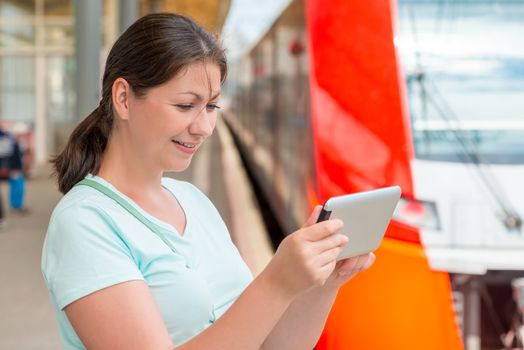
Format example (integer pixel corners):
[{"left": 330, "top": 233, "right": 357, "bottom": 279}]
[{"left": 165, "top": 160, "right": 192, "bottom": 173}]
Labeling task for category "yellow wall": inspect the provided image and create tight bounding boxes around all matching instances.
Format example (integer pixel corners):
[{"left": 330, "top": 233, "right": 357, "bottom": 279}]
[{"left": 140, "top": 0, "right": 231, "bottom": 31}]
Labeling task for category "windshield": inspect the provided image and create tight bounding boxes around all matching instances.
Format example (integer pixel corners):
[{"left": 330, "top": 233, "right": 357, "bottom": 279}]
[{"left": 397, "top": 0, "right": 524, "bottom": 164}]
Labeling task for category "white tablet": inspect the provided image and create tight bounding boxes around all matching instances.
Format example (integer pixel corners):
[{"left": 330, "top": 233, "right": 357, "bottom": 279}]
[{"left": 317, "top": 186, "right": 401, "bottom": 260}]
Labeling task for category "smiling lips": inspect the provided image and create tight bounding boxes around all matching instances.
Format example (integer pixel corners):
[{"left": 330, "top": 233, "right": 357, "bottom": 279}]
[
  {"left": 173, "top": 140, "right": 196, "bottom": 148},
  {"left": 172, "top": 139, "right": 199, "bottom": 154}
]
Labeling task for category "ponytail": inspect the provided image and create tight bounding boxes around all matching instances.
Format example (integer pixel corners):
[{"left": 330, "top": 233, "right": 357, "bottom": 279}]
[{"left": 51, "top": 105, "right": 113, "bottom": 194}]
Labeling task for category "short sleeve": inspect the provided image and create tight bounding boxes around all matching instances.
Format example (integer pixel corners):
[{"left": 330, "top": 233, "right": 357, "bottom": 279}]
[{"left": 42, "top": 202, "right": 144, "bottom": 310}]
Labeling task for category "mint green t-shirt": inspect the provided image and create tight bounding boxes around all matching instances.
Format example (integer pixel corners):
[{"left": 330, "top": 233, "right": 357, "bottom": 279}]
[{"left": 41, "top": 175, "right": 253, "bottom": 349}]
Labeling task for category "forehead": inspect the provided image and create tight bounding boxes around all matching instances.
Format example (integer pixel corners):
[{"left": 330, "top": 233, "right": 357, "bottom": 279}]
[{"left": 163, "top": 62, "right": 221, "bottom": 96}]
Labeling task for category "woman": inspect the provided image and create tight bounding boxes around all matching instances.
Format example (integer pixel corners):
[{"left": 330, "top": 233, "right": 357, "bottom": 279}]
[{"left": 41, "top": 13, "right": 374, "bottom": 350}]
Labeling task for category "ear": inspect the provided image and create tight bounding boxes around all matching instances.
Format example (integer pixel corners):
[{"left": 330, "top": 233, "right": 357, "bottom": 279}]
[{"left": 111, "top": 77, "right": 132, "bottom": 121}]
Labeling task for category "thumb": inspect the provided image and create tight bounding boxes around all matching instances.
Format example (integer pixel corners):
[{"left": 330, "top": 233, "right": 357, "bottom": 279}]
[{"left": 302, "top": 205, "right": 323, "bottom": 228}]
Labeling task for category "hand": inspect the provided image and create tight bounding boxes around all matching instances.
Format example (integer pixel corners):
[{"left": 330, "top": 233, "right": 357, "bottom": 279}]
[
  {"left": 266, "top": 206, "right": 348, "bottom": 297},
  {"left": 325, "top": 252, "right": 376, "bottom": 289},
  {"left": 300, "top": 206, "right": 376, "bottom": 290}
]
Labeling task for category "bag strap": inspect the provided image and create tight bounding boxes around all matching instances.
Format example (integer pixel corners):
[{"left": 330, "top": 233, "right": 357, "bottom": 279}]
[{"left": 75, "top": 178, "right": 178, "bottom": 254}]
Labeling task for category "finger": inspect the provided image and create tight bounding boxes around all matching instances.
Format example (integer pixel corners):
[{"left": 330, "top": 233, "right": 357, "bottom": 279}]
[
  {"left": 361, "top": 253, "right": 376, "bottom": 270},
  {"left": 350, "top": 253, "right": 374, "bottom": 271},
  {"left": 302, "top": 205, "right": 323, "bottom": 228},
  {"left": 313, "top": 233, "right": 348, "bottom": 254},
  {"left": 337, "top": 254, "right": 364, "bottom": 276},
  {"left": 303, "top": 219, "right": 344, "bottom": 242},
  {"left": 317, "top": 261, "right": 338, "bottom": 285},
  {"left": 337, "top": 253, "right": 375, "bottom": 276},
  {"left": 353, "top": 254, "right": 370, "bottom": 272},
  {"left": 316, "top": 246, "right": 343, "bottom": 267}
]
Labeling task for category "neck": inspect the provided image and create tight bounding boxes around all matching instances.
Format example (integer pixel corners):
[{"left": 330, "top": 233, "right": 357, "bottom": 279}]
[{"left": 97, "top": 132, "right": 163, "bottom": 197}]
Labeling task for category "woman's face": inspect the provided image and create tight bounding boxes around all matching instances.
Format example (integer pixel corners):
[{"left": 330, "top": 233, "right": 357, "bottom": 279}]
[{"left": 126, "top": 62, "right": 221, "bottom": 173}]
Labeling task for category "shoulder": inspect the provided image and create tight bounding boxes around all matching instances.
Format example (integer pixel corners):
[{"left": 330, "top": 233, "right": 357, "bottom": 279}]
[
  {"left": 42, "top": 185, "right": 142, "bottom": 308},
  {"left": 41, "top": 186, "right": 138, "bottom": 289},
  {"left": 50, "top": 184, "right": 120, "bottom": 230},
  {"left": 45, "top": 184, "right": 133, "bottom": 258}
]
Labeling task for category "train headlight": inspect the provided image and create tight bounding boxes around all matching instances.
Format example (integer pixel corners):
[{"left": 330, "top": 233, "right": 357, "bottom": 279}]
[{"left": 393, "top": 197, "right": 441, "bottom": 231}]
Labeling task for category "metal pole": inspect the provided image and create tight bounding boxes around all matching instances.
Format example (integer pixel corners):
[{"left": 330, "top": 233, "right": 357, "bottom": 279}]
[
  {"left": 74, "top": 0, "right": 102, "bottom": 120},
  {"left": 465, "top": 277, "right": 482, "bottom": 350},
  {"left": 119, "top": 0, "right": 138, "bottom": 34}
]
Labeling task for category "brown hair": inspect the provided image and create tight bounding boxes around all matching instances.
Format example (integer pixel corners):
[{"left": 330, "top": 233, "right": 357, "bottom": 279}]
[{"left": 52, "top": 13, "right": 227, "bottom": 193}]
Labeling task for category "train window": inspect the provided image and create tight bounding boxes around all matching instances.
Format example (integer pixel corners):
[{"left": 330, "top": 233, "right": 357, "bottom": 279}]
[{"left": 397, "top": 0, "right": 524, "bottom": 164}]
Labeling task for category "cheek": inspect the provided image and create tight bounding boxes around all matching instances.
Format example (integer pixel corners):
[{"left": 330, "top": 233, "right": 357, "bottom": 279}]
[
  {"left": 149, "top": 109, "right": 189, "bottom": 138},
  {"left": 210, "top": 115, "right": 218, "bottom": 130},
  {"left": 130, "top": 105, "right": 160, "bottom": 134}
]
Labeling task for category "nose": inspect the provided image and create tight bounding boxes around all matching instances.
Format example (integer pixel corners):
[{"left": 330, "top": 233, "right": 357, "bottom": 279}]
[{"left": 189, "top": 107, "right": 215, "bottom": 137}]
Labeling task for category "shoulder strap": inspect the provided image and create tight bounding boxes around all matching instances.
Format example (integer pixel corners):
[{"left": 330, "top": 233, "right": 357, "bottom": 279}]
[{"left": 75, "top": 178, "right": 178, "bottom": 254}]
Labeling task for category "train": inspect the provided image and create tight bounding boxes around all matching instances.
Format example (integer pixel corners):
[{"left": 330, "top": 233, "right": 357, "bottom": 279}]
[{"left": 224, "top": 0, "right": 524, "bottom": 349}]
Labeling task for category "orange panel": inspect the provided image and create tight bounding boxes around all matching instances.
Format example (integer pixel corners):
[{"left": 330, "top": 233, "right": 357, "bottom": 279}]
[{"left": 316, "top": 236, "right": 463, "bottom": 349}]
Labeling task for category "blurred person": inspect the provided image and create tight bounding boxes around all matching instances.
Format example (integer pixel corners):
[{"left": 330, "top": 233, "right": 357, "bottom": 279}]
[
  {"left": 0, "top": 127, "right": 15, "bottom": 228},
  {"left": 502, "top": 278, "right": 524, "bottom": 349},
  {"left": 8, "top": 137, "right": 27, "bottom": 213},
  {"left": 41, "top": 13, "right": 375, "bottom": 350}
]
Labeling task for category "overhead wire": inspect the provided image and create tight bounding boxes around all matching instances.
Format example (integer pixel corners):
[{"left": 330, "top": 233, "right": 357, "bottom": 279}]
[
  {"left": 405, "top": 0, "right": 522, "bottom": 231},
  {"left": 422, "top": 78, "right": 521, "bottom": 230}
]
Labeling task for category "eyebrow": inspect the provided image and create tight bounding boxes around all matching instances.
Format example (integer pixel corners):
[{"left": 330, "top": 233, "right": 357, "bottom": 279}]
[{"left": 177, "top": 91, "right": 221, "bottom": 101}]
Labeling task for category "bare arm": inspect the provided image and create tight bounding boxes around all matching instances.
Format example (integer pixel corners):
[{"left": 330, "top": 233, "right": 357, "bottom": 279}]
[
  {"left": 261, "top": 254, "right": 375, "bottom": 350},
  {"left": 66, "top": 269, "right": 293, "bottom": 350},
  {"left": 261, "top": 284, "right": 338, "bottom": 350},
  {"left": 65, "top": 219, "right": 347, "bottom": 350},
  {"left": 261, "top": 206, "right": 376, "bottom": 350}
]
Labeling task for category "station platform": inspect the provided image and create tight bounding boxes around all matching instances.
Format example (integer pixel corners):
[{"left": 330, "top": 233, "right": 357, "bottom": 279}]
[{"left": 0, "top": 120, "right": 273, "bottom": 349}]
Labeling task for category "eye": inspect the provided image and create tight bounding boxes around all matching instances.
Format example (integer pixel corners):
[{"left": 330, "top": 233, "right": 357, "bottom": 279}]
[
  {"left": 174, "top": 104, "right": 194, "bottom": 111},
  {"left": 206, "top": 104, "right": 221, "bottom": 111}
]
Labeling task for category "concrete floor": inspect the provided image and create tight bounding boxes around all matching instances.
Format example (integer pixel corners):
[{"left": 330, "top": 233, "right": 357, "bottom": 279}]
[
  {"left": 0, "top": 176, "right": 63, "bottom": 349},
  {"left": 0, "top": 121, "right": 272, "bottom": 349}
]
